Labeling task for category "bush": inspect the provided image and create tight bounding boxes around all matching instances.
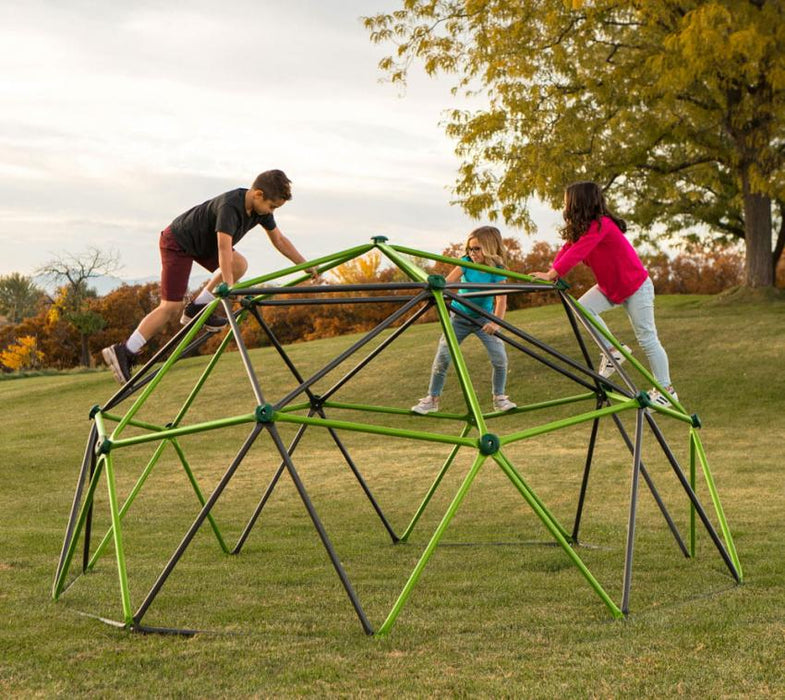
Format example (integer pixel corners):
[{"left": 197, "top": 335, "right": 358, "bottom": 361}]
[{"left": 0, "top": 335, "right": 45, "bottom": 372}]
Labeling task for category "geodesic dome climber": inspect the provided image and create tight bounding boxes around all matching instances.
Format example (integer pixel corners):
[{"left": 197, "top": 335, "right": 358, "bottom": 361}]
[{"left": 53, "top": 236, "right": 743, "bottom": 636}]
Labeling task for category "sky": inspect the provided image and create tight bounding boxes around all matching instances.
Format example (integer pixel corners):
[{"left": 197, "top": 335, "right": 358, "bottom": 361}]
[{"left": 0, "top": 0, "right": 563, "bottom": 283}]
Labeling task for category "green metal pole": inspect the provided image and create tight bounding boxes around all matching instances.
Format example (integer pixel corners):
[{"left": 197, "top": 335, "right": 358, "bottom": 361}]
[
  {"left": 277, "top": 400, "right": 312, "bottom": 414},
  {"left": 110, "top": 412, "right": 258, "bottom": 449},
  {"left": 431, "top": 293, "right": 488, "bottom": 435},
  {"left": 92, "top": 408, "right": 109, "bottom": 442},
  {"left": 86, "top": 438, "right": 230, "bottom": 573},
  {"left": 170, "top": 438, "right": 229, "bottom": 552},
  {"left": 644, "top": 403, "right": 696, "bottom": 425},
  {"left": 274, "top": 411, "right": 478, "bottom": 449},
  {"left": 239, "top": 247, "right": 373, "bottom": 308},
  {"left": 690, "top": 428, "right": 743, "bottom": 579},
  {"left": 170, "top": 329, "right": 235, "bottom": 426},
  {"left": 102, "top": 324, "right": 231, "bottom": 433},
  {"left": 399, "top": 423, "right": 473, "bottom": 542},
  {"left": 493, "top": 451, "right": 571, "bottom": 542},
  {"left": 493, "top": 392, "right": 597, "bottom": 414},
  {"left": 493, "top": 451, "right": 623, "bottom": 619},
  {"left": 390, "top": 244, "right": 538, "bottom": 284},
  {"left": 320, "top": 394, "right": 596, "bottom": 421},
  {"left": 235, "top": 243, "right": 375, "bottom": 290},
  {"left": 569, "top": 295, "right": 688, "bottom": 416},
  {"left": 378, "top": 240, "right": 488, "bottom": 432},
  {"left": 86, "top": 440, "right": 170, "bottom": 571},
  {"left": 376, "top": 452, "right": 488, "bottom": 637},
  {"left": 92, "top": 343, "right": 234, "bottom": 565},
  {"left": 322, "top": 400, "right": 470, "bottom": 421},
  {"left": 113, "top": 309, "right": 214, "bottom": 438},
  {"left": 374, "top": 241, "right": 429, "bottom": 282},
  {"left": 500, "top": 399, "right": 638, "bottom": 446},
  {"left": 100, "top": 413, "right": 168, "bottom": 433},
  {"left": 102, "top": 452, "right": 133, "bottom": 625},
  {"left": 52, "top": 458, "right": 105, "bottom": 599}
]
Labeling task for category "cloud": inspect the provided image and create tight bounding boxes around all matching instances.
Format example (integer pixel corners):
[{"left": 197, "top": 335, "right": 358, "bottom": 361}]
[{"left": 0, "top": 0, "right": 561, "bottom": 282}]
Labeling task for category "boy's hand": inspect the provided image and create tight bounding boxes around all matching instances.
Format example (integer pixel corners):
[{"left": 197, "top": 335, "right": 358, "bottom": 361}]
[
  {"left": 482, "top": 321, "right": 499, "bottom": 335},
  {"left": 307, "top": 266, "right": 323, "bottom": 283}
]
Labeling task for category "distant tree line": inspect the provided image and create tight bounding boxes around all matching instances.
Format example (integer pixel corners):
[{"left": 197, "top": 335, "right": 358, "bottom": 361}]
[{"left": 0, "top": 239, "right": 769, "bottom": 374}]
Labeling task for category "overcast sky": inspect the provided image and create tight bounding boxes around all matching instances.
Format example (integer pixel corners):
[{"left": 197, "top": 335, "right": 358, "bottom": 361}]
[{"left": 0, "top": 0, "right": 562, "bottom": 282}]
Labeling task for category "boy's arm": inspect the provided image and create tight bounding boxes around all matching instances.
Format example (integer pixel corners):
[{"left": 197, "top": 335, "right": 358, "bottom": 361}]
[
  {"left": 217, "top": 232, "right": 235, "bottom": 287},
  {"left": 266, "top": 227, "right": 319, "bottom": 279}
]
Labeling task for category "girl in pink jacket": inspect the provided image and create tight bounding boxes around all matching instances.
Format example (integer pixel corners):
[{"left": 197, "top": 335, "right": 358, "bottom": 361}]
[{"left": 532, "top": 181, "right": 677, "bottom": 407}]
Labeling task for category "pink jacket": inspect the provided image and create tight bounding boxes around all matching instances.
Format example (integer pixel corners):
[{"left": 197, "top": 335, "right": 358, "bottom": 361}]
[{"left": 552, "top": 216, "right": 648, "bottom": 304}]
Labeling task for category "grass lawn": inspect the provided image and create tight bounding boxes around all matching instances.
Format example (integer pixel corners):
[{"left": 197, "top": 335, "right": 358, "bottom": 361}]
[{"left": 1, "top": 294, "right": 784, "bottom": 696}]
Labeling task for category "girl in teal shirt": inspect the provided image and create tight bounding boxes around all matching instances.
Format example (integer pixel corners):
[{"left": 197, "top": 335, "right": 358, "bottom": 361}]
[{"left": 412, "top": 226, "right": 517, "bottom": 414}]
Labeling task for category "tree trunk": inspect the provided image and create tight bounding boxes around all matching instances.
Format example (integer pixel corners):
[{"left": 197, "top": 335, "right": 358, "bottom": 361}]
[
  {"left": 80, "top": 333, "right": 91, "bottom": 368},
  {"left": 773, "top": 200, "right": 785, "bottom": 287},
  {"left": 742, "top": 190, "right": 773, "bottom": 288}
]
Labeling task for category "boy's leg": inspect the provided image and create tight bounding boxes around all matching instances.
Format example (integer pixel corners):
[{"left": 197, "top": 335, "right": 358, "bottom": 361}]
[
  {"left": 181, "top": 250, "right": 248, "bottom": 326},
  {"left": 192, "top": 250, "right": 248, "bottom": 302},
  {"left": 622, "top": 277, "right": 672, "bottom": 387},
  {"left": 102, "top": 228, "right": 191, "bottom": 383},
  {"left": 102, "top": 301, "right": 182, "bottom": 384},
  {"left": 139, "top": 229, "right": 194, "bottom": 339},
  {"left": 137, "top": 300, "right": 187, "bottom": 340}
]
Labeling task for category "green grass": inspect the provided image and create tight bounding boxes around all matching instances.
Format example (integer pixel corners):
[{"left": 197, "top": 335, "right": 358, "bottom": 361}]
[{"left": 2, "top": 295, "right": 784, "bottom": 696}]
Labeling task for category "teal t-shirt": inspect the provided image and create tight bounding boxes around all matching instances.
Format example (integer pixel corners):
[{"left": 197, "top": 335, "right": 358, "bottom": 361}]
[{"left": 450, "top": 256, "right": 507, "bottom": 318}]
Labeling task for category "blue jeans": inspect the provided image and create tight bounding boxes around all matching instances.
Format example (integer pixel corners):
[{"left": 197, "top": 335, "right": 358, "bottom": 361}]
[
  {"left": 579, "top": 277, "right": 671, "bottom": 387},
  {"left": 428, "top": 315, "right": 508, "bottom": 396}
]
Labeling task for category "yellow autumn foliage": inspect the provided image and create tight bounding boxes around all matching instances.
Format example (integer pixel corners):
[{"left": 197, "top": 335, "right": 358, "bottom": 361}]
[
  {"left": 329, "top": 251, "right": 383, "bottom": 284},
  {"left": 0, "top": 335, "right": 45, "bottom": 371}
]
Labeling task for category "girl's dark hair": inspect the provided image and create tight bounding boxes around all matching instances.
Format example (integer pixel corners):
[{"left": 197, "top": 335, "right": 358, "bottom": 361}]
[
  {"left": 252, "top": 170, "right": 292, "bottom": 201},
  {"left": 560, "top": 181, "right": 626, "bottom": 243}
]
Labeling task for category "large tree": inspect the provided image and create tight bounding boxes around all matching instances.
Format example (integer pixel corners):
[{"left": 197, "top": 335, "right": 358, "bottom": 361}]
[{"left": 365, "top": 0, "right": 785, "bottom": 287}]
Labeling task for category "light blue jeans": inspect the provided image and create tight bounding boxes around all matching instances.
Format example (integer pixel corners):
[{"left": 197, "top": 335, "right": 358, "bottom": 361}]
[
  {"left": 579, "top": 276, "right": 671, "bottom": 387},
  {"left": 428, "top": 315, "right": 508, "bottom": 396}
]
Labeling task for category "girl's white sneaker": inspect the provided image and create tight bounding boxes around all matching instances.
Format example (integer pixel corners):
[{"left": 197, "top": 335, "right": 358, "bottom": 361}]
[
  {"left": 411, "top": 395, "right": 440, "bottom": 414},
  {"left": 648, "top": 387, "right": 679, "bottom": 407},
  {"left": 598, "top": 344, "right": 631, "bottom": 378},
  {"left": 492, "top": 395, "right": 517, "bottom": 411}
]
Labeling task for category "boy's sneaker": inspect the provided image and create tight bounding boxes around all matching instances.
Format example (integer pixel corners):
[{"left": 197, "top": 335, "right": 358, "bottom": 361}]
[
  {"left": 411, "top": 396, "right": 440, "bottom": 414},
  {"left": 102, "top": 343, "right": 134, "bottom": 384},
  {"left": 647, "top": 387, "right": 679, "bottom": 408},
  {"left": 598, "top": 344, "right": 631, "bottom": 378},
  {"left": 493, "top": 395, "right": 517, "bottom": 411},
  {"left": 180, "top": 301, "right": 228, "bottom": 331}
]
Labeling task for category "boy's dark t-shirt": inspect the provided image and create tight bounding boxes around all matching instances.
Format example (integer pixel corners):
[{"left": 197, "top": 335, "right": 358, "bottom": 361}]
[{"left": 169, "top": 188, "right": 277, "bottom": 259}]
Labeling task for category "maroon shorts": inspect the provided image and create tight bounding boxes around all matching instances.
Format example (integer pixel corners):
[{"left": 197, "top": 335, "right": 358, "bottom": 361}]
[{"left": 159, "top": 227, "right": 222, "bottom": 301}]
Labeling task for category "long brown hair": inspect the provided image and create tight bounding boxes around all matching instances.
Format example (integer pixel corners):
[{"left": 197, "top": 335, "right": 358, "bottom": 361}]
[
  {"left": 466, "top": 226, "right": 506, "bottom": 268},
  {"left": 560, "top": 181, "right": 626, "bottom": 243}
]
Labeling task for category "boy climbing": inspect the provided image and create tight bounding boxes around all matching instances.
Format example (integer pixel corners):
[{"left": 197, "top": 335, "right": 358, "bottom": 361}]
[{"left": 102, "top": 169, "right": 317, "bottom": 384}]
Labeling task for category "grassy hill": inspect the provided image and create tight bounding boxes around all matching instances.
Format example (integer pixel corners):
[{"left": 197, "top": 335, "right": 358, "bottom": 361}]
[{"left": 1, "top": 295, "right": 784, "bottom": 696}]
